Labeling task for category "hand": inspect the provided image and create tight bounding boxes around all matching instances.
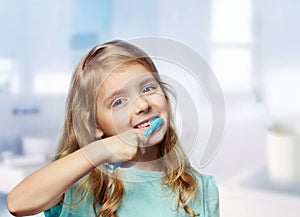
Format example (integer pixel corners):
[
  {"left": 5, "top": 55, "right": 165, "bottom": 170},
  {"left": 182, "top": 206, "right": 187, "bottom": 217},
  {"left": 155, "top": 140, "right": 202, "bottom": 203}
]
[{"left": 101, "top": 129, "right": 143, "bottom": 165}]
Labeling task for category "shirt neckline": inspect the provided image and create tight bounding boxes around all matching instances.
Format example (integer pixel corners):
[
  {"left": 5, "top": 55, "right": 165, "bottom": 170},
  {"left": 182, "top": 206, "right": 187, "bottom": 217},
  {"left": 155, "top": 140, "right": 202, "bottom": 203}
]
[{"left": 119, "top": 167, "right": 163, "bottom": 182}]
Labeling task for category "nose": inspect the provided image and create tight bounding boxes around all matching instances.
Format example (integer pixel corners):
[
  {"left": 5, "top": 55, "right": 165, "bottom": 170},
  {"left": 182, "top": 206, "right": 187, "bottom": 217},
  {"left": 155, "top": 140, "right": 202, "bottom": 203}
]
[{"left": 134, "top": 96, "right": 151, "bottom": 115}]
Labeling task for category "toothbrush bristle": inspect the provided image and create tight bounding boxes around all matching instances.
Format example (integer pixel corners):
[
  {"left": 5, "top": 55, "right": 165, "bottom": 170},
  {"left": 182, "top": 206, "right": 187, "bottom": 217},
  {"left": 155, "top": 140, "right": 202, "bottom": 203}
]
[{"left": 144, "top": 117, "right": 163, "bottom": 137}]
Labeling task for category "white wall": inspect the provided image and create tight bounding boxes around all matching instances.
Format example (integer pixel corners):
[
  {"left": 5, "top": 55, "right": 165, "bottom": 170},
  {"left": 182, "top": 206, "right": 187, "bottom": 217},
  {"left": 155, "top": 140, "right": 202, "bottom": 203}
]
[
  {"left": 259, "top": 0, "right": 300, "bottom": 118},
  {"left": 260, "top": 0, "right": 300, "bottom": 71}
]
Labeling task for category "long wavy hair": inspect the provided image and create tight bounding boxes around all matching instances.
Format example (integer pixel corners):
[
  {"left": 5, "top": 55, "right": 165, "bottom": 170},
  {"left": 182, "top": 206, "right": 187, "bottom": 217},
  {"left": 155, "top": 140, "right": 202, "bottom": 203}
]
[{"left": 53, "top": 40, "right": 199, "bottom": 216}]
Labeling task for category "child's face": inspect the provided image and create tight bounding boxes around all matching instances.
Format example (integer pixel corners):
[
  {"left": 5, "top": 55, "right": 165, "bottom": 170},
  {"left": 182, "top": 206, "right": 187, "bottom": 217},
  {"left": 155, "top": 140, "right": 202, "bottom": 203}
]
[{"left": 95, "top": 63, "right": 169, "bottom": 146}]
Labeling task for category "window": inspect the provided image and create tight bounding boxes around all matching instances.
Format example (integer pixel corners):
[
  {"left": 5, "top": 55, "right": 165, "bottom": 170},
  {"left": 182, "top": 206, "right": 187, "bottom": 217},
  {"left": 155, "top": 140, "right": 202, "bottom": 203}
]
[
  {"left": 210, "top": 0, "right": 254, "bottom": 93},
  {"left": 0, "top": 57, "right": 19, "bottom": 95},
  {"left": 33, "top": 71, "right": 71, "bottom": 95}
]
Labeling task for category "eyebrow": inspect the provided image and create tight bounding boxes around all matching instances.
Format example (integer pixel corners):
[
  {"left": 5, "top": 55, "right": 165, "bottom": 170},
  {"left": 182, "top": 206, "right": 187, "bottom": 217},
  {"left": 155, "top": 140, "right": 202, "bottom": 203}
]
[
  {"left": 103, "top": 89, "right": 126, "bottom": 105},
  {"left": 102, "top": 76, "right": 157, "bottom": 105},
  {"left": 139, "top": 76, "right": 157, "bottom": 88}
]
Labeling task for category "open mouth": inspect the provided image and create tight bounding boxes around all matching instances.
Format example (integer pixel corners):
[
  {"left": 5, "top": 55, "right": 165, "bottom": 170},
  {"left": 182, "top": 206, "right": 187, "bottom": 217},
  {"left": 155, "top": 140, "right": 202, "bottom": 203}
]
[
  {"left": 134, "top": 117, "right": 158, "bottom": 129},
  {"left": 134, "top": 120, "right": 151, "bottom": 129}
]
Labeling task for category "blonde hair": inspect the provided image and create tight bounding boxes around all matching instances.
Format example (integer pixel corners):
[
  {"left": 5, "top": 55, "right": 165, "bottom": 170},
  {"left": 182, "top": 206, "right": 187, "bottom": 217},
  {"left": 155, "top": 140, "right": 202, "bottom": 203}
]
[{"left": 53, "top": 40, "right": 199, "bottom": 216}]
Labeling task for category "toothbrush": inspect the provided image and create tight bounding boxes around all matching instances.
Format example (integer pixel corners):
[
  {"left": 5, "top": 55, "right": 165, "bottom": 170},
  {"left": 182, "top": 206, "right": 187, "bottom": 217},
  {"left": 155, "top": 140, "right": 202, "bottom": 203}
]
[
  {"left": 105, "top": 117, "right": 164, "bottom": 173},
  {"left": 105, "top": 162, "right": 122, "bottom": 174},
  {"left": 143, "top": 117, "right": 164, "bottom": 137}
]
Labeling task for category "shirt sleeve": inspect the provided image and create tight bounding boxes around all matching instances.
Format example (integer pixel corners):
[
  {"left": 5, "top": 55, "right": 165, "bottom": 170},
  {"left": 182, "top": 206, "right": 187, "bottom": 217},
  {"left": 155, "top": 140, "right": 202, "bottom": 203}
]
[
  {"left": 44, "top": 176, "right": 92, "bottom": 217},
  {"left": 44, "top": 202, "right": 62, "bottom": 217},
  {"left": 203, "top": 176, "right": 220, "bottom": 217}
]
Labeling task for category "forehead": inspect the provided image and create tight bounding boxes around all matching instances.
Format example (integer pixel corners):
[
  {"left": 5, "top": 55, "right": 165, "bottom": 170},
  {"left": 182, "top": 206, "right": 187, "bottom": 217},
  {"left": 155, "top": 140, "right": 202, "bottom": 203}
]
[{"left": 98, "top": 64, "right": 154, "bottom": 97}]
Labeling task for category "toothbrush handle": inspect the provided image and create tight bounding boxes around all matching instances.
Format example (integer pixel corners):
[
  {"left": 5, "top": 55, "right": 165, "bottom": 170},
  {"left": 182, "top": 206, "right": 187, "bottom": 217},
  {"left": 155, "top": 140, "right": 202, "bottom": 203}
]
[
  {"left": 144, "top": 118, "right": 163, "bottom": 137},
  {"left": 105, "top": 162, "right": 122, "bottom": 173}
]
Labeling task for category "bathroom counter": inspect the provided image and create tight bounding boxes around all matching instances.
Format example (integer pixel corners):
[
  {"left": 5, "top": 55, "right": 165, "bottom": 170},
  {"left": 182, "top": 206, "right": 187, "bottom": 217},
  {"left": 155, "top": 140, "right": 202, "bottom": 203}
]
[{"left": 219, "top": 166, "right": 300, "bottom": 217}]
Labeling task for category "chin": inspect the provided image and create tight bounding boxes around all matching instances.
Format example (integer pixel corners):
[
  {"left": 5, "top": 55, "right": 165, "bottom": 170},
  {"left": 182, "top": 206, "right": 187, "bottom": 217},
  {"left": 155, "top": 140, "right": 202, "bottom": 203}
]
[{"left": 146, "top": 131, "right": 166, "bottom": 147}]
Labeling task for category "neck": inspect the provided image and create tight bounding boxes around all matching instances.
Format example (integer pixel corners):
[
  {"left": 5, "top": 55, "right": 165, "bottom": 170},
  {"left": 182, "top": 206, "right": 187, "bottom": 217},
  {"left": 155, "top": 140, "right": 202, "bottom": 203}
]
[{"left": 133, "top": 145, "right": 163, "bottom": 171}]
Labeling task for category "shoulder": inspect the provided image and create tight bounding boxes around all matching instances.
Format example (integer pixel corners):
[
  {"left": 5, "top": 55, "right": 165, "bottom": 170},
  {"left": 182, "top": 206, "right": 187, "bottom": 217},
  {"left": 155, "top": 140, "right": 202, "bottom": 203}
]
[
  {"left": 192, "top": 169, "right": 218, "bottom": 194},
  {"left": 191, "top": 168, "right": 220, "bottom": 217}
]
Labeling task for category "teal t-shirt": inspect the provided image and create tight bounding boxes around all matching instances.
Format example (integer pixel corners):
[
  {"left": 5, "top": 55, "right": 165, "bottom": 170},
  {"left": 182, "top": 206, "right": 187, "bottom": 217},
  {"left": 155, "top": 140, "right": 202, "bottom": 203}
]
[{"left": 44, "top": 167, "right": 219, "bottom": 217}]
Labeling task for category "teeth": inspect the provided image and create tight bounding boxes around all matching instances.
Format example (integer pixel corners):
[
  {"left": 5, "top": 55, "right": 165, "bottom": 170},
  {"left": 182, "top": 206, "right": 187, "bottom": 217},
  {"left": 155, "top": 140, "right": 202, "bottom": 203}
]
[{"left": 137, "top": 121, "right": 150, "bottom": 129}]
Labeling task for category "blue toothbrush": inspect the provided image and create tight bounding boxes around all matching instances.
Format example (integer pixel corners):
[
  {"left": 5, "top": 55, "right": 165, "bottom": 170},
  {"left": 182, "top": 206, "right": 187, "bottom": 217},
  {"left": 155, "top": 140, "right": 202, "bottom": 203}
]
[
  {"left": 105, "top": 162, "right": 122, "bottom": 173},
  {"left": 105, "top": 117, "right": 164, "bottom": 173},
  {"left": 143, "top": 117, "right": 164, "bottom": 137}
]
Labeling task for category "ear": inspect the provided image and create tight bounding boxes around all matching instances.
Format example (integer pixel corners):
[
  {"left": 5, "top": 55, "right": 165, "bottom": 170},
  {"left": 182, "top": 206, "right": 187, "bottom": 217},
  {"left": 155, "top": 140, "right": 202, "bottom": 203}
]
[{"left": 95, "top": 127, "right": 104, "bottom": 139}]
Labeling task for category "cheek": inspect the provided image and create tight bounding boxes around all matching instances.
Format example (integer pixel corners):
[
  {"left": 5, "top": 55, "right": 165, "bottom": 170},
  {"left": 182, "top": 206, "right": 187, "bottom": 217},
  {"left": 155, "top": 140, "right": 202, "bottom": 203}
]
[
  {"left": 153, "top": 95, "right": 169, "bottom": 112},
  {"left": 158, "top": 96, "right": 170, "bottom": 124},
  {"left": 103, "top": 110, "right": 131, "bottom": 136},
  {"left": 111, "top": 111, "right": 129, "bottom": 133},
  {"left": 96, "top": 108, "right": 115, "bottom": 135},
  {"left": 96, "top": 104, "right": 131, "bottom": 136}
]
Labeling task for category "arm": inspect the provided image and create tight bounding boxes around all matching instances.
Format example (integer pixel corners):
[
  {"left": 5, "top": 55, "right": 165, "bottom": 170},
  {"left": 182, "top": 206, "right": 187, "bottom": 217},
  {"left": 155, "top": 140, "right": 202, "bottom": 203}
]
[{"left": 6, "top": 130, "right": 139, "bottom": 216}]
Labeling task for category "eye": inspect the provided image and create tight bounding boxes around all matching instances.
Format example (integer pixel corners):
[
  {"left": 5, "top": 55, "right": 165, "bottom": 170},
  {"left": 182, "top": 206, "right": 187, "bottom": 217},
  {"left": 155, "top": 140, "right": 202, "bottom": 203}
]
[
  {"left": 111, "top": 98, "right": 127, "bottom": 108},
  {"left": 142, "top": 85, "right": 156, "bottom": 94}
]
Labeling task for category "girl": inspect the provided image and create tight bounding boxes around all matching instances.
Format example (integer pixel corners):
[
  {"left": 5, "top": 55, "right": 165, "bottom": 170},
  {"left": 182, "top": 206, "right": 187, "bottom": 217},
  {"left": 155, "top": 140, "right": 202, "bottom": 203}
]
[{"left": 6, "top": 40, "right": 219, "bottom": 217}]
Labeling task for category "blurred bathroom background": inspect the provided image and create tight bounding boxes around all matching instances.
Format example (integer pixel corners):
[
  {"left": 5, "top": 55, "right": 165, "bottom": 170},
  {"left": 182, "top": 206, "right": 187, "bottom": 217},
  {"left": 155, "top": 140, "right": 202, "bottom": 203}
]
[{"left": 1, "top": 0, "right": 300, "bottom": 216}]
